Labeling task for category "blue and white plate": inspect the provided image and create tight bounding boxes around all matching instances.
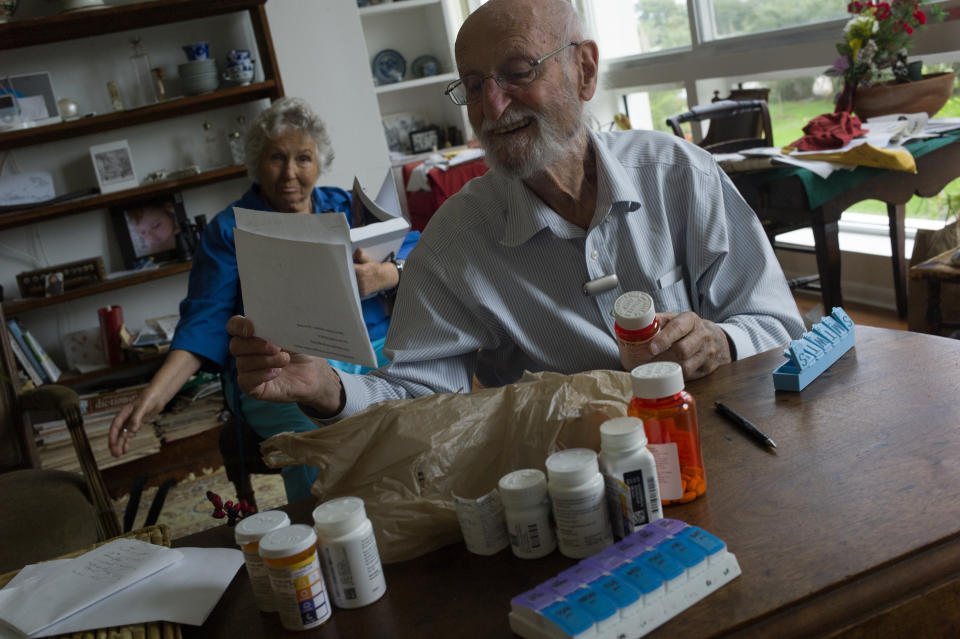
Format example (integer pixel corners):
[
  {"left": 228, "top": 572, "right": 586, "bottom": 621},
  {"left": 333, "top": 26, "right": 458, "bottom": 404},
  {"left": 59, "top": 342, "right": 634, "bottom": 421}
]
[
  {"left": 372, "top": 49, "right": 406, "bottom": 85},
  {"left": 411, "top": 54, "right": 440, "bottom": 78}
]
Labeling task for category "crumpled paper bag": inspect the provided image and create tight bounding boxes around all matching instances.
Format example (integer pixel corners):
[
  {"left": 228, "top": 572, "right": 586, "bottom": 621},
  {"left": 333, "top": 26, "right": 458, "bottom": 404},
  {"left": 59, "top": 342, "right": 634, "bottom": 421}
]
[{"left": 260, "top": 369, "right": 633, "bottom": 563}]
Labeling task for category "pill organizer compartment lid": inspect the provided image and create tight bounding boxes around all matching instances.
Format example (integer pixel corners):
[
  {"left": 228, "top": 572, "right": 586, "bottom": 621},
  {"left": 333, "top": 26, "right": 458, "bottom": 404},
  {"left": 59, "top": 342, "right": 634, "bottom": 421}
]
[
  {"left": 600, "top": 416, "right": 648, "bottom": 451},
  {"left": 498, "top": 469, "right": 548, "bottom": 509},
  {"left": 258, "top": 523, "right": 317, "bottom": 558},
  {"left": 313, "top": 496, "right": 367, "bottom": 538},
  {"left": 234, "top": 510, "right": 291, "bottom": 544},
  {"left": 631, "top": 361, "right": 684, "bottom": 398},
  {"left": 546, "top": 448, "right": 600, "bottom": 486},
  {"left": 613, "top": 291, "right": 655, "bottom": 330}
]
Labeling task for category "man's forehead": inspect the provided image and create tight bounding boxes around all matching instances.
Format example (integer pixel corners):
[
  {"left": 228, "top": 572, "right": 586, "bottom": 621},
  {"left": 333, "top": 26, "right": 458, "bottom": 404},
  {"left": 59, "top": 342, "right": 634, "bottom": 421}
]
[{"left": 455, "top": 25, "right": 554, "bottom": 73}]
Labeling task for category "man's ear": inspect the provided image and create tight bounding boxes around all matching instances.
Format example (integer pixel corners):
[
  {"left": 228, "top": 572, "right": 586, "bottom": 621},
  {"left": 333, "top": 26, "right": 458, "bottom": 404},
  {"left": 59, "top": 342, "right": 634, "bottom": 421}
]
[{"left": 576, "top": 40, "right": 600, "bottom": 102}]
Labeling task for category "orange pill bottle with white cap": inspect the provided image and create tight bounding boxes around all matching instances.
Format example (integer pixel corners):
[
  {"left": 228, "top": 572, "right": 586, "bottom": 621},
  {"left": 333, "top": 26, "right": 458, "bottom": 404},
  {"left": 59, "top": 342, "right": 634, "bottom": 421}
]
[
  {"left": 627, "top": 361, "right": 706, "bottom": 505},
  {"left": 613, "top": 291, "right": 660, "bottom": 371}
]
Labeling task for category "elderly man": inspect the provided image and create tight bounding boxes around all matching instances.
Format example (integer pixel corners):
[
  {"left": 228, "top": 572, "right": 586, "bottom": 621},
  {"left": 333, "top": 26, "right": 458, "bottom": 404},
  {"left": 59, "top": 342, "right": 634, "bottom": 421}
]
[{"left": 226, "top": 0, "right": 804, "bottom": 419}]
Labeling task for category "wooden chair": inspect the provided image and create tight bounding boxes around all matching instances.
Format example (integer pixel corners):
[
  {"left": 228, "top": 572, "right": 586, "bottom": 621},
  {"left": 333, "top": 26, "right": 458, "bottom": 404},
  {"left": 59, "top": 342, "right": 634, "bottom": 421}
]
[{"left": 666, "top": 99, "right": 774, "bottom": 153}]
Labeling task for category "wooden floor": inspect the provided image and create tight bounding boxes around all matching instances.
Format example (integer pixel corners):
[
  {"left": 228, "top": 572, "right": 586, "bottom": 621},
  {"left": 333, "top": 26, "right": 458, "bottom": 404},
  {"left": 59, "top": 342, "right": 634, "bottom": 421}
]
[{"left": 792, "top": 290, "right": 907, "bottom": 331}]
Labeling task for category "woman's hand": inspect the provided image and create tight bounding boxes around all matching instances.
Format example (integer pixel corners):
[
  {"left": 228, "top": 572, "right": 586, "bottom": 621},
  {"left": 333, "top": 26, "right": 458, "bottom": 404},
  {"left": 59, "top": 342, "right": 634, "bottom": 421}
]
[
  {"left": 353, "top": 248, "right": 399, "bottom": 297},
  {"left": 109, "top": 389, "right": 165, "bottom": 456},
  {"left": 227, "top": 315, "right": 345, "bottom": 416},
  {"left": 108, "top": 349, "right": 202, "bottom": 456}
]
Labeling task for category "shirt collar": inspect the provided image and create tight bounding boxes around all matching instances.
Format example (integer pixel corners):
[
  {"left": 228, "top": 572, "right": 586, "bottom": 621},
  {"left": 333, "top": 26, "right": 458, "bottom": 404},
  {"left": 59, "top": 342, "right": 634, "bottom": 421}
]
[{"left": 499, "top": 129, "right": 642, "bottom": 247}]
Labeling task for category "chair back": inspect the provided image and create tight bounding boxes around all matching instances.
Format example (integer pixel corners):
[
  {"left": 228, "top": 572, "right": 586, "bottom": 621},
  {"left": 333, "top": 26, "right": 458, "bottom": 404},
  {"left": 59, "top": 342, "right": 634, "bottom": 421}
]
[{"left": 666, "top": 99, "right": 774, "bottom": 153}]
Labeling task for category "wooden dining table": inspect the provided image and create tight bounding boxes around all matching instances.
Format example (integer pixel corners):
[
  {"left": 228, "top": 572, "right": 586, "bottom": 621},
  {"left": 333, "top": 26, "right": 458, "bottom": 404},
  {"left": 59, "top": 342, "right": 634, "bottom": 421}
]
[{"left": 177, "top": 325, "right": 960, "bottom": 638}]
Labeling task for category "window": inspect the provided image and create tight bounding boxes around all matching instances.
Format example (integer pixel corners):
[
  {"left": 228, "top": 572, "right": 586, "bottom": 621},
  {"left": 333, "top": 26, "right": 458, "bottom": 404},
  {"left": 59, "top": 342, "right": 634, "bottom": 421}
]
[{"left": 705, "top": 0, "right": 846, "bottom": 41}]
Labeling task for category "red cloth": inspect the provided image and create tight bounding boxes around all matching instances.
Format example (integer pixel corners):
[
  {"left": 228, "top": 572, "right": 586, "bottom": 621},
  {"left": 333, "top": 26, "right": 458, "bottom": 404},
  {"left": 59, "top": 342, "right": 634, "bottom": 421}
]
[
  {"left": 790, "top": 112, "right": 866, "bottom": 151},
  {"left": 403, "top": 158, "right": 488, "bottom": 231}
]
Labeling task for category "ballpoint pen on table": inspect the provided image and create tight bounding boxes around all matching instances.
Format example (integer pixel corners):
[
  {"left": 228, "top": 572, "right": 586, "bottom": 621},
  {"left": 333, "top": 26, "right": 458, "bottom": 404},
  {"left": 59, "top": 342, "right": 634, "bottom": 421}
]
[{"left": 714, "top": 401, "right": 777, "bottom": 449}]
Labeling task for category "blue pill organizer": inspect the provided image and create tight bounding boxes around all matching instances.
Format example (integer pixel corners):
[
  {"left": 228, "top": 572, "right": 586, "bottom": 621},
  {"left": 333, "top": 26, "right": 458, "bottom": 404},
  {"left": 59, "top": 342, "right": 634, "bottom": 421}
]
[
  {"left": 772, "top": 307, "right": 855, "bottom": 392},
  {"left": 509, "top": 518, "right": 741, "bottom": 639}
]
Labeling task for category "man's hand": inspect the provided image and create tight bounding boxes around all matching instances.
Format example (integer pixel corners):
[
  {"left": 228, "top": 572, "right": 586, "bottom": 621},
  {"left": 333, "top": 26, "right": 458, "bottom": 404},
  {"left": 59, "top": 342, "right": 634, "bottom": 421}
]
[
  {"left": 647, "top": 312, "right": 732, "bottom": 380},
  {"left": 226, "top": 316, "right": 345, "bottom": 416},
  {"left": 353, "top": 248, "right": 399, "bottom": 298}
]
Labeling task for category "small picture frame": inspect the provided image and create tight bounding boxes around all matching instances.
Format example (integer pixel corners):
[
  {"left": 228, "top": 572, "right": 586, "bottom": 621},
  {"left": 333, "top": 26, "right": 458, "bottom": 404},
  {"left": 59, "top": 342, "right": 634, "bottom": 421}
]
[
  {"left": 110, "top": 192, "right": 189, "bottom": 269},
  {"left": 1, "top": 73, "right": 62, "bottom": 127},
  {"left": 89, "top": 140, "right": 138, "bottom": 194},
  {"left": 409, "top": 125, "right": 440, "bottom": 154}
]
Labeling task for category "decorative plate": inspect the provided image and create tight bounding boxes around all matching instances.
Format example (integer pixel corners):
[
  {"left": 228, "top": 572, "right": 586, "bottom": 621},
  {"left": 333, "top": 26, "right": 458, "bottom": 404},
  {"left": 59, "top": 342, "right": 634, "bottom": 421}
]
[
  {"left": 411, "top": 54, "right": 440, "bottom": 78},
  {"left": 372, "top": 49, "right": 406, "bottom": 85}
]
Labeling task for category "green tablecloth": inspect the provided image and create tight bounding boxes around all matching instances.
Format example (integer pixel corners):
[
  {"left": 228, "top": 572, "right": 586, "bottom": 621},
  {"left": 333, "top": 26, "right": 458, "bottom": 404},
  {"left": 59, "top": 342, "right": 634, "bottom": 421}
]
[{"left": 758, "top": 129, "right": 960, "bottom": 210}]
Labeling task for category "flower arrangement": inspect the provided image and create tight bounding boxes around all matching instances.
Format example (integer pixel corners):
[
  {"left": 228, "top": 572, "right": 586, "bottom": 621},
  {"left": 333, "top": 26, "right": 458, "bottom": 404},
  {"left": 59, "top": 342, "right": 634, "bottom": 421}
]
[{"left": 828, "top": 0, "right": 945, "bottom": 93}]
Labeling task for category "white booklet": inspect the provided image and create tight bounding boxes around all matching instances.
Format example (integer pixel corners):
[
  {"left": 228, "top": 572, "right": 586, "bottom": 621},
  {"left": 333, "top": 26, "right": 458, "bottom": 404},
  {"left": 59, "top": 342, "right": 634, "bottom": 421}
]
[
  {"left": 349, "top": 171, "right": 410, "bottom": 262},
  {"left": 235, "top": 207, "right": 378, "bottom": 368}
]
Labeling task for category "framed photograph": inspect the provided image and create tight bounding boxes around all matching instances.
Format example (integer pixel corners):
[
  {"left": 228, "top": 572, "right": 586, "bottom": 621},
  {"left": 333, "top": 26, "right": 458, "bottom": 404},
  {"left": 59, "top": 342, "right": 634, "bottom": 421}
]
[
  {"left": 110, "top": 192, "right": 189, "bottom": 269},
  {"left": 89, "top": 140, "right": 138, "bottom": 194},
  {"left": 1, "top": 73, "right": 62, "bottom": 127},
  {"left": 409, "top": 125, "right": 440, "bottom": 154},
  {"left": 381, "top": 111, "right": 426, "bottom": 153}
]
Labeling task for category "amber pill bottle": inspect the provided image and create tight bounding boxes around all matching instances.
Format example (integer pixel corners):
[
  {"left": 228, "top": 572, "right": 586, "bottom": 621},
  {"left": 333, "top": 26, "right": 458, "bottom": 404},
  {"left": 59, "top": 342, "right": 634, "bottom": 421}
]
[{"left": 627, "top": 361, "right": 706, "bottom": 505}]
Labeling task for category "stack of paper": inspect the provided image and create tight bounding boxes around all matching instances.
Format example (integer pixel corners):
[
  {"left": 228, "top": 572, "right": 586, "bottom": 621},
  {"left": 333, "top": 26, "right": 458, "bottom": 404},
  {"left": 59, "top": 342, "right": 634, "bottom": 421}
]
[{"left": 0, "top": 539, "right": 243, "bottom": 637}]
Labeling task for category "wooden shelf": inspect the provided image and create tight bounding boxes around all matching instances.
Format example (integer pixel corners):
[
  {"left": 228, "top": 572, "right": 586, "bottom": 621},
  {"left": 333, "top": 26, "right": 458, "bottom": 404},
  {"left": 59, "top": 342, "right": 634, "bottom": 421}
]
[
  {"left": 3, "top": 261, "right": 192, "bottom": 315},
  {"left": 0, "top": 0, "right": 268, "bottom": 50},
  {"left": 0, "top": 164, "right": 247, "bottom": 231},
  {"left": 0, "top": 82, "right": 278, "bottom": 152},
  {"left": 58, "top": 354, "right": 167, "bottom": 389}
]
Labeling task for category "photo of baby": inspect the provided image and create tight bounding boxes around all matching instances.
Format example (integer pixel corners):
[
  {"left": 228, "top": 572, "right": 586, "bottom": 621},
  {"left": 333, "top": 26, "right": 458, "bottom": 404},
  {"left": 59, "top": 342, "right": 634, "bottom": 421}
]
[
  {"left": 111, "top": 192, "right": 189, "bottom": 269},
  {"left": 126, "top": 199, "right": 180, "bottom": 256}
]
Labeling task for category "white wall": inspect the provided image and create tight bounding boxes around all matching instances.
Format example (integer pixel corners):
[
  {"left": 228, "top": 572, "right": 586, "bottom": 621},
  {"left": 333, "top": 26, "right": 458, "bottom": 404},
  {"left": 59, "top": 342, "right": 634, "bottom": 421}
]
[{"left": 0, "top": 0, "right": 386, "bottom": 366}]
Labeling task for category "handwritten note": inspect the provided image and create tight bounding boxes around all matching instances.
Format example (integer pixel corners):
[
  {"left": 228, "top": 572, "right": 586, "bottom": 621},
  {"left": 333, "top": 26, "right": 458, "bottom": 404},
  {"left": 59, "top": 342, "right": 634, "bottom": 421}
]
[{"left": 0, "top": 539, "right": 180, "bottom": 635}]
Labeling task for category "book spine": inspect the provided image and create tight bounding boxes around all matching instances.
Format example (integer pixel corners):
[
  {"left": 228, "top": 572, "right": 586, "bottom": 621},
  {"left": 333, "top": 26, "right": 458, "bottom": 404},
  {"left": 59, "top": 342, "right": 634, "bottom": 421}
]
[
  {"left": 22, "top": 327, "right": 62, "bottom": 383},
  {"left": 7, "top": 331, "right": 45, "bottom": 386},
  {"left": 7, "top": 319, "right": 49, "bottom": 384}
]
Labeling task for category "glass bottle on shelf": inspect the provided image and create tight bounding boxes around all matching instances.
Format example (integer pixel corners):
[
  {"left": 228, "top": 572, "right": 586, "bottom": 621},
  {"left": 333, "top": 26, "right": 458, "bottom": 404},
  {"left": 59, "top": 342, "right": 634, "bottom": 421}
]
[
  {"left": 227, "top": 130, "right": 244, "bottom": 166},
  {"left": 202, "top": 121, "right": 226, "bottom": 169},
  {"left": 129, "top": 37, "right": 158, "bottom": 107}
]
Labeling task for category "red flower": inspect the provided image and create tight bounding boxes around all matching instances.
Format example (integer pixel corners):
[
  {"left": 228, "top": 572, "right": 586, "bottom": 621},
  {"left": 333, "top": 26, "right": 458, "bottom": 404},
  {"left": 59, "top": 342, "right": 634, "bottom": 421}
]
[
  {"left": 914, "top": 9, "right": 926, "bottom": 23},
  {"left": 905, "top": 25, "right": 914, "bottom": 33}
]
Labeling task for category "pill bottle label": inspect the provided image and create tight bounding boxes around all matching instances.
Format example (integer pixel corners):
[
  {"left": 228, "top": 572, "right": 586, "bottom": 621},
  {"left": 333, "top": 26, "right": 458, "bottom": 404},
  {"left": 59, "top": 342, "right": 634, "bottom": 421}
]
[
  {"left": 648, "top": 443, "right": 683, "bottom": 500},
  {"left": 241, "top": 542, "right": 276, "bottom": 612},
  {"left": 505, "top": 509, "right": 556, "bottom": 559},
  {"left": 616, "top": 336, "right": 655, "bottom": 371},
  {"left": 453, "top": 488, "right": 510, "bottom": 555},
  {"left": 604, "top": 468, "right": 660, "bottom": 538},
  {"left": 319, "top": 527, "right": 386, "bottom": 608},
  {"left": 551, "top": 492, "right": 613, "bottom": 557},
  {"left": 265, "top": 550, "right": 331, "bottom": 630}
]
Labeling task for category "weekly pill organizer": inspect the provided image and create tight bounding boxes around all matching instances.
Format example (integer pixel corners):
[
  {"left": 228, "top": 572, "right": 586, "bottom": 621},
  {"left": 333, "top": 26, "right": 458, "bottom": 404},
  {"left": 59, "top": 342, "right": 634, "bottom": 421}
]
[{"left": 509, "top": 518, "right": 741, "bottom": 639}]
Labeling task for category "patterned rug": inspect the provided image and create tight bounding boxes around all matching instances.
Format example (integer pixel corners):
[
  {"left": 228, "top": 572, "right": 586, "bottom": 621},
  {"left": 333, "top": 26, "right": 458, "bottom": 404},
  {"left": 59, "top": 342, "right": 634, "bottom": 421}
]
[{"left": 112, "top": 466, "right": 287, "bottom": 540}]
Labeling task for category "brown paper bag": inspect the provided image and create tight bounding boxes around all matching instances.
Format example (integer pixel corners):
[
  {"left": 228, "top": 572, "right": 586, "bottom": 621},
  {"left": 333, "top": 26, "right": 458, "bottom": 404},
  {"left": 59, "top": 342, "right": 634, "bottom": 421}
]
[{"left": 260, "top": 369, "right": 633, "bottom": 563}]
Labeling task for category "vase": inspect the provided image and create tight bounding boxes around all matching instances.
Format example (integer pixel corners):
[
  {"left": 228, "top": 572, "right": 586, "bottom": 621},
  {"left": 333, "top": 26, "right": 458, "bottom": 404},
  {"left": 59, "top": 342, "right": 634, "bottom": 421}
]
[{"left": 853, "top": 72, "right": 956, "bottom": 121}]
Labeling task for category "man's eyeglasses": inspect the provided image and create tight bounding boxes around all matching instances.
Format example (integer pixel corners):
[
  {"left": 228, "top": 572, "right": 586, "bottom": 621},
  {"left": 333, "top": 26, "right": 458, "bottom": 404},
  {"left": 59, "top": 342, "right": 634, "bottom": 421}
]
[{"left": 444, "top": 41, "right": 580, "bottom": 106}]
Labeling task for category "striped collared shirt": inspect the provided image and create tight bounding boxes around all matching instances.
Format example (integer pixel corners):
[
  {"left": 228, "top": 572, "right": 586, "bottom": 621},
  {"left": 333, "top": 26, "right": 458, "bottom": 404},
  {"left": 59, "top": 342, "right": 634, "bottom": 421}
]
[{"left": 336, "top": 128, "right": 803, "bottom": 418}]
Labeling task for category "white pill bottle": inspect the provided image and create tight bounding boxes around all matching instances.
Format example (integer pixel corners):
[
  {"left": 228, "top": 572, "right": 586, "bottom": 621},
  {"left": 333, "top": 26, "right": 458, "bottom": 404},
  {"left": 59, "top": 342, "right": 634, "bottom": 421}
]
[
  {"left": 598, "top": 416, "right": 663, "bottom": 539},
  {"left": 258, "top": 524, "right": 332, "bottom": 631},
  {"left": 312, "top": 496, "right": 387, "bottom": 609},
  {"left": 233, "top": 510, "right": 291, "bottom": 612},
  {"left": 545, "top": 448, "right": 614, "bottom": 559},
  {"left": 498, "top": 469, "right": 557, "bottom": 559}
]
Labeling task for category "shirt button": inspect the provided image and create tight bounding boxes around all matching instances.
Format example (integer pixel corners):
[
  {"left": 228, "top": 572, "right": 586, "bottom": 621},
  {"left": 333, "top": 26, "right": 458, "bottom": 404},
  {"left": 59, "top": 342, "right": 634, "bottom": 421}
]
[{"left": 590, "top": 250, "right": 599, "bottom": 260}]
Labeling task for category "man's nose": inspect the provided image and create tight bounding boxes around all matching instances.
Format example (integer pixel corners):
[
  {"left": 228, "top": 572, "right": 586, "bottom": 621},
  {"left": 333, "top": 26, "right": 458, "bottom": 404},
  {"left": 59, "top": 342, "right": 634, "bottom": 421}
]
[{"left": 480, "top": 77, "right": 511, "bottom": 122}]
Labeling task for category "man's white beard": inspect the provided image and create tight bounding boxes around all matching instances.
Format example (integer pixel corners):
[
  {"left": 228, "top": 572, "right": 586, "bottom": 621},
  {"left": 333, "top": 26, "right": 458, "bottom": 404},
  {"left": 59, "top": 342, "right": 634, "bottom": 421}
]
[{"left": 475, "top": 89, "right": 584, "bottom": 180}]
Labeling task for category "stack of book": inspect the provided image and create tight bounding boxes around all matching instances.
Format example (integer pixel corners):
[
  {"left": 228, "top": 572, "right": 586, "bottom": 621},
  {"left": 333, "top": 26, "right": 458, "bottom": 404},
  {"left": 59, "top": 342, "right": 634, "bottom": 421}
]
[
  {"left": 6, "top": 318, "right": 63, "bottom": 389},
  {"left": 31, "top": 383, "right": 162, "bottom": 472},
  {"left": 155, "top": 376, "right": 226, "bottom": 443}
]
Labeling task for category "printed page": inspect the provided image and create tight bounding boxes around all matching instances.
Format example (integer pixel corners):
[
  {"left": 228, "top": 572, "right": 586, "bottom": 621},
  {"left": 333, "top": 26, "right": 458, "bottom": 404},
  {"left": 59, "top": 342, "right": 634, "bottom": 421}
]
[
  {"left": 0, "top": 539, "right": 181, "bottom": 636},
  {"left": 349, "top": 172, "right": 411, "bottom": 261},
  {"left": 234, "top": 208, "right": 377, "bottom": 368}
]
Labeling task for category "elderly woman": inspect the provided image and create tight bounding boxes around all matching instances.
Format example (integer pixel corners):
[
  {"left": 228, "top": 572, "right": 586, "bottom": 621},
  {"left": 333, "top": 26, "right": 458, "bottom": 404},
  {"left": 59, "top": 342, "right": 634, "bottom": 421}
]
[{"left": 108, "top": 98, "right": 419, "bottom": 501}]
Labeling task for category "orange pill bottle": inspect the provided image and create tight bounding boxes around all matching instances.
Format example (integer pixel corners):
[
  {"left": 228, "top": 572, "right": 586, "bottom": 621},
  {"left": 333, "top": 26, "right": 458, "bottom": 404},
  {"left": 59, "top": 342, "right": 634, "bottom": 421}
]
[
  {"left": 613, "top": 291, "right": 660, "bottom": 371},
  {"left": 626, "top": 361, "right": 706, "bottom": 505}
]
